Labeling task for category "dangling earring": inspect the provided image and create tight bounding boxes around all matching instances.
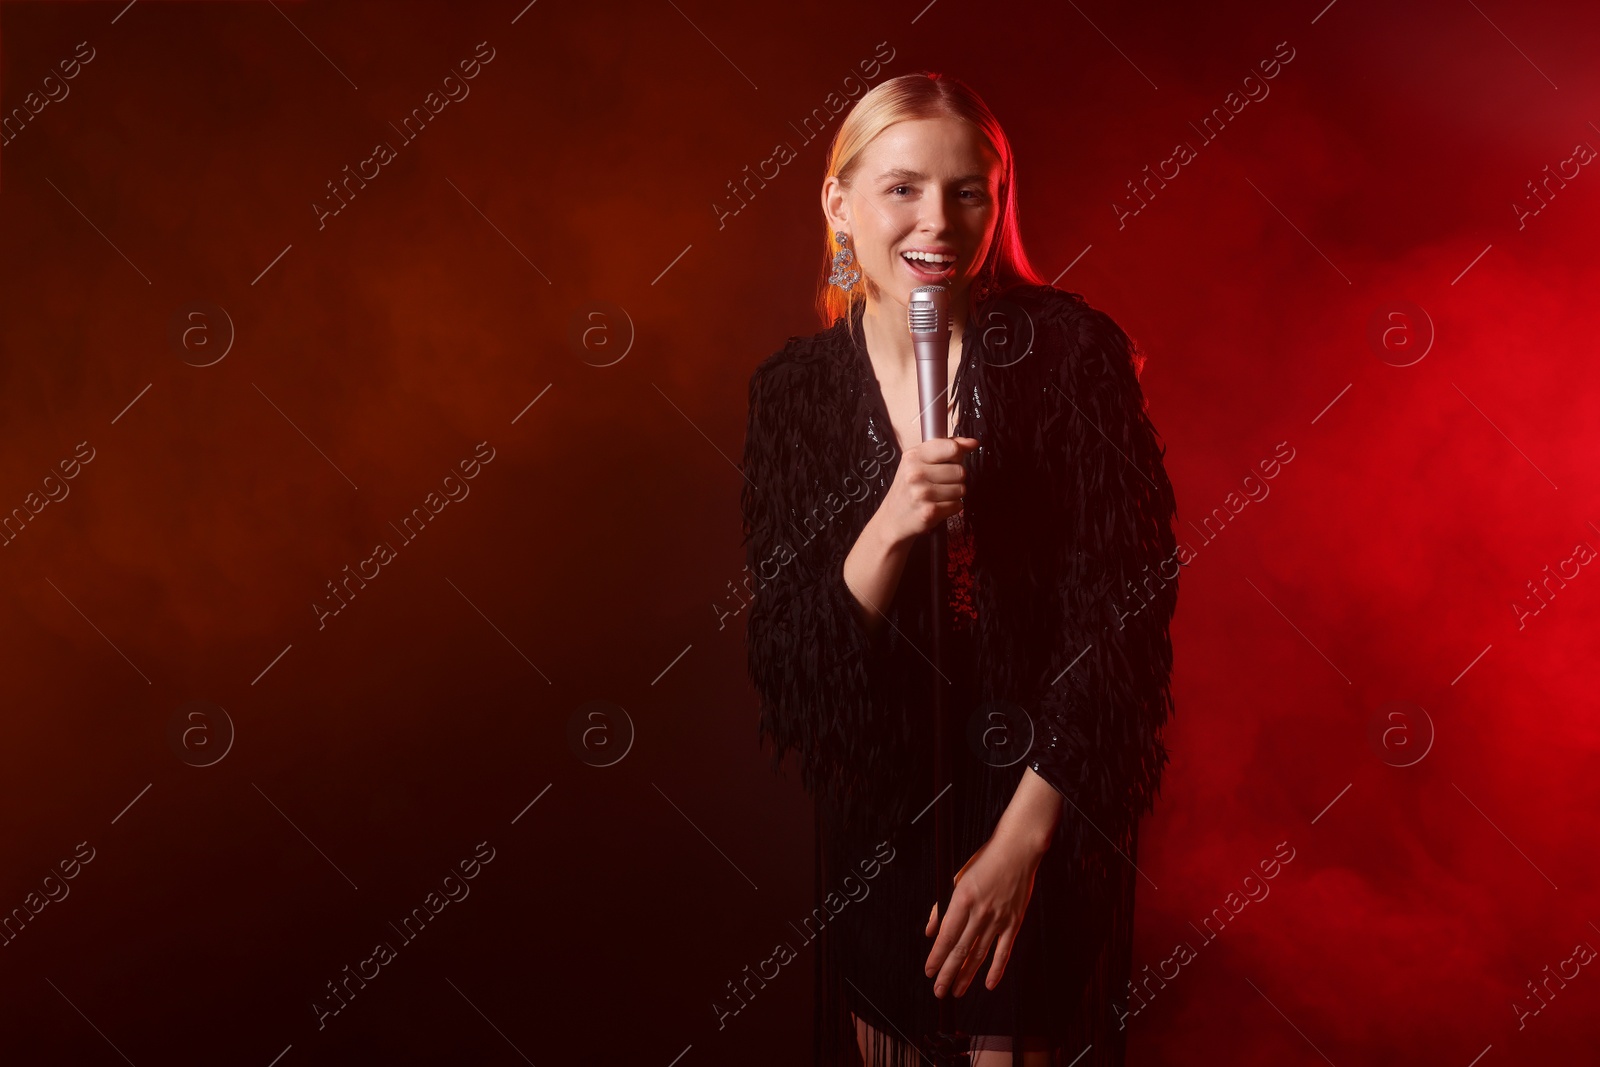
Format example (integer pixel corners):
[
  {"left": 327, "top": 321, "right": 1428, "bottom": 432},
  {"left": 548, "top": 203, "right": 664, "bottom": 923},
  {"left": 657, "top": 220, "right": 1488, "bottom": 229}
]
[{"left": 828, "top": 231, "right": 861, "bottom": 293}]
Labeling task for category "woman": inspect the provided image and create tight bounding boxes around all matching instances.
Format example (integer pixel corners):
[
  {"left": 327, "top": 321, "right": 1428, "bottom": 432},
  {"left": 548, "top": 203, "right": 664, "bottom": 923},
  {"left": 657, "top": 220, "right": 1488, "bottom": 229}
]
[{"left": 741, "top": 72, "right": 1180, "bottom": 1066}]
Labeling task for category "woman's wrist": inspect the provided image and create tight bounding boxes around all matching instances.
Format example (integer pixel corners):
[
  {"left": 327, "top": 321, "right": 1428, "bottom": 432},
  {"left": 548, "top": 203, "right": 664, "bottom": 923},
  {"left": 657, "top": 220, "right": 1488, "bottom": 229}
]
[
  {"left": 993, "top": 765, "right": 1063, "bottom": 857},
  {"left": 843, "top": 512, "right": 913, "bottom": 638},
  {"left": 863, "top": 506, "right": 914, "bottom": 555}
]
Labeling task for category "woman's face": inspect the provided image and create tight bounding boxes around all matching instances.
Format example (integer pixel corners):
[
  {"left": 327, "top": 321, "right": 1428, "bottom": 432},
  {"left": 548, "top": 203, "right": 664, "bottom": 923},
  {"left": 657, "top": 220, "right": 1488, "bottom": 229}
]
[{"left": 825, "top": 115, "right": 1004, "bottom": 313}]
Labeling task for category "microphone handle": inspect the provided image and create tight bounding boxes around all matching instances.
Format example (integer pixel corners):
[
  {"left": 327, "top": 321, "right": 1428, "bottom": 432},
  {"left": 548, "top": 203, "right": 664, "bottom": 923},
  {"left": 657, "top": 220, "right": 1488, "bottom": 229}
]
[
  {"left": 913, "top": 330, "right": 960, "bottom": 1061},
  {"left": 913, "top": 336, "right": 950, "bottom": 441}
]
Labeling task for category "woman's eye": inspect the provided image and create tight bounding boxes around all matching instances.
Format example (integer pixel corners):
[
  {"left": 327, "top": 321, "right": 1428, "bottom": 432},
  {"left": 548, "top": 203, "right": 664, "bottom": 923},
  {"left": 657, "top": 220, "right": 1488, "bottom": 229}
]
[{"left": 887, "top": 185, "right": 986, "bottom": 200}]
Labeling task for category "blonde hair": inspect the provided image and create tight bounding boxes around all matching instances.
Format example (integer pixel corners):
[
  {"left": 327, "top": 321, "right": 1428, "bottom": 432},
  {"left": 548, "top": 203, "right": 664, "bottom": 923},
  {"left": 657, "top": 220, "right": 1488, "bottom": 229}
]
[{"left": 817, "top": 72, "right": 1045, "bottom": 327}]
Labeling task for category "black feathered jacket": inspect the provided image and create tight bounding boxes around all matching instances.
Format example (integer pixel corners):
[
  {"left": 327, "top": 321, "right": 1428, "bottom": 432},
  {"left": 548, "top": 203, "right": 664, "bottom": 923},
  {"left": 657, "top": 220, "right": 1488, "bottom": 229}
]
[{"left": 741, "top": 283, "right": 1180, "bottom": 872}]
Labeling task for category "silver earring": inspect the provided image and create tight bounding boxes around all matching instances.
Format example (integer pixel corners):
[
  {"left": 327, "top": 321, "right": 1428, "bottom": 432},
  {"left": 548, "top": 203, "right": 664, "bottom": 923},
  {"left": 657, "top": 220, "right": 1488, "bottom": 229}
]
[{"left": 828, "top": 231, "right": 860, "bottom": 292}]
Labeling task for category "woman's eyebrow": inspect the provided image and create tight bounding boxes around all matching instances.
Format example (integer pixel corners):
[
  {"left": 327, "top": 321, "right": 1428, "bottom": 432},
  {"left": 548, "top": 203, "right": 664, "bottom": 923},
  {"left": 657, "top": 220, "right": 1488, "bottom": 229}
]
[{"left": 875, "top": 167, "right": 991, "bottom": 184}]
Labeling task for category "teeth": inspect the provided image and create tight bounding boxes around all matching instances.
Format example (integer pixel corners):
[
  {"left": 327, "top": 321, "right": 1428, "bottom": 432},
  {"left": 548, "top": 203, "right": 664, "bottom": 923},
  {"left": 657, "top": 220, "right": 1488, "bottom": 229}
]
[{"left": 902, "top": 251, "right": 956, "bottom": 265}]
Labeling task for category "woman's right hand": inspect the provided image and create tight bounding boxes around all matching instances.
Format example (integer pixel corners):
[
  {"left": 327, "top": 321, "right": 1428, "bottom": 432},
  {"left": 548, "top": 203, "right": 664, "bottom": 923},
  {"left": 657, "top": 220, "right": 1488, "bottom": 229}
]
[{"left": 877, "top": 437, "right": 979, "bottom": 546}]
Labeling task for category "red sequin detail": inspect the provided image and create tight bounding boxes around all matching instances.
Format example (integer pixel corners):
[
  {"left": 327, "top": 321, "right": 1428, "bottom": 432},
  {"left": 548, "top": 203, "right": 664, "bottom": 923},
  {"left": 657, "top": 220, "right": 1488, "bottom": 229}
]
[{"left": 946, "top": 514, "right": 978, "bottom": 629}]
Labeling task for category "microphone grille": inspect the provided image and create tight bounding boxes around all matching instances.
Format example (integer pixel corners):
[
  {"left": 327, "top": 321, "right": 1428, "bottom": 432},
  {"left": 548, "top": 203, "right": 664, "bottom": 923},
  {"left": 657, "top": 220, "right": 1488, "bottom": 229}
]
[{"left": 907, "top": 285, "right": 949, "bottom": 334}]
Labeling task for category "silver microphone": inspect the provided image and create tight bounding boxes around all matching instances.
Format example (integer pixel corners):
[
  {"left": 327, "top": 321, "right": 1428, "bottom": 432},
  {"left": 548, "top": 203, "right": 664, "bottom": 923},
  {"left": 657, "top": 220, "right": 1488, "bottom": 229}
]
[
  {"left": 907, "top": 290, "right": 958, "bottom": 1044},
  {"left": 908, "top": 285, "right": 951, "bottom": 443}
]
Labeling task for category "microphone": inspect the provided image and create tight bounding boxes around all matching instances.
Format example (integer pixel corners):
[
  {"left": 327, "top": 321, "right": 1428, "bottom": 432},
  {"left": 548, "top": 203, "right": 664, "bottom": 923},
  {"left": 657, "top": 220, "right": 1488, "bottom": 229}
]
[
  {"left": 908, "top": 285, "right": 951, "bottom": 443},
  {"left": 908, "top": 280, "right": 961, "bottom": 1052}
]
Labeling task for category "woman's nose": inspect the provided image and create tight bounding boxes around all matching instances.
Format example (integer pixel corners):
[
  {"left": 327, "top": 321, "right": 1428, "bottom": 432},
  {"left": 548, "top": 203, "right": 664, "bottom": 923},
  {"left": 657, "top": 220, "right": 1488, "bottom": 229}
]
[{"left": 919, "top": 196, "right": 958, "bottom": 234}]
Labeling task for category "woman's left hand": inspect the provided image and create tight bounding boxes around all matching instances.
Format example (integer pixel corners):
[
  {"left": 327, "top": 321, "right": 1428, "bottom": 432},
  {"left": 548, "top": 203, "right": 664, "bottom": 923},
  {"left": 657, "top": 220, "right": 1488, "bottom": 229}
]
[{"left": 923, "top": 829, "right": 1046, "bottom": 998}]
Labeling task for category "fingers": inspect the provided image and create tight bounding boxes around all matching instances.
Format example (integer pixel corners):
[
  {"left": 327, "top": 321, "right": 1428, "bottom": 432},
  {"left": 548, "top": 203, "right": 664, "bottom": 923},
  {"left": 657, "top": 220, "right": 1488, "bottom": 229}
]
[
  {"left": 944, "top": 929, "right": 993, "bottom": 999},
  {"left": 913, "top": 437, "right": 978, "bottom": 466},
  {"left": 963, "top": 940, "right": 995, "bottom": 997},
  {"left": 925, "top": 901, "right": 1020, "bottom": 997},
  {"left": 925, "top": 901, "right": 938, "bottom": 938},
  {"left": 952, "top": 908, "right": 998, "bottom": 997},
  {"left": 911, "top": 460, "right": 969, "bottom": 487},
  {"left": 927, "top": 896, "right": 992, "bottom": 998},
  {"left": 924, "top": 894, "right": 970, "bottom": 992},
  {"left": 935, "top": 436, "right": 980, "bottom": 457},
  {"left": 950, "top": 921, "right": 1015, "bottom": 998},
  {"left": 984, "top": 927, "right": 1016, "bottom": 992}
]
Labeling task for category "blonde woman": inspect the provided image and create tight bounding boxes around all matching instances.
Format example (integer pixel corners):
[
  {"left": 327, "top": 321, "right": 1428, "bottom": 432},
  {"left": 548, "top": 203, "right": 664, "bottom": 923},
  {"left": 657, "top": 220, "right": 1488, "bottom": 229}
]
[{"left": 742, "top": 72, "right": 1180, "bottom": 1066}]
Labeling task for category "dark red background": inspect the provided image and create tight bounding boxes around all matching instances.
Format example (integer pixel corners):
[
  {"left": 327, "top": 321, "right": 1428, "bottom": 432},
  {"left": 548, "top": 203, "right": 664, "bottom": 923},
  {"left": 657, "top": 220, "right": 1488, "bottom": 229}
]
[{"left": 2, "top": 1, "right": 1598, "bottom": 1063}]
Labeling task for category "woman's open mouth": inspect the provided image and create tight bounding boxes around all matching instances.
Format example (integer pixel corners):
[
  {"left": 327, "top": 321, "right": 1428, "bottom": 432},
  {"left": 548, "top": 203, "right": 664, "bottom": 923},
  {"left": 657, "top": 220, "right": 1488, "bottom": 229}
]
[{"left": 900, "top": 250, "right": 958, "bottom": 282}]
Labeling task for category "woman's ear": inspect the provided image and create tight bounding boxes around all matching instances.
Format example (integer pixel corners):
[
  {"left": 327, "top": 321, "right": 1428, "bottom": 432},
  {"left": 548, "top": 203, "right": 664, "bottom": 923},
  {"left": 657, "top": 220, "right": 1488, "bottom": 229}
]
[{"left": 821, "top": 175, "right": 850, "bottom": 232}]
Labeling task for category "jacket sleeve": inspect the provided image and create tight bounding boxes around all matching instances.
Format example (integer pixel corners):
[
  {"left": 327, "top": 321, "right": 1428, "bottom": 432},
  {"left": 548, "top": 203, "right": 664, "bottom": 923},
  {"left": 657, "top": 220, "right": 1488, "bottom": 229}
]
[
  {"left": 1024, "top": 299, "right": 1181, "bottom": 850},
  {"left": 740, "top": 351, "right": 912, "bottom": 826}
]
